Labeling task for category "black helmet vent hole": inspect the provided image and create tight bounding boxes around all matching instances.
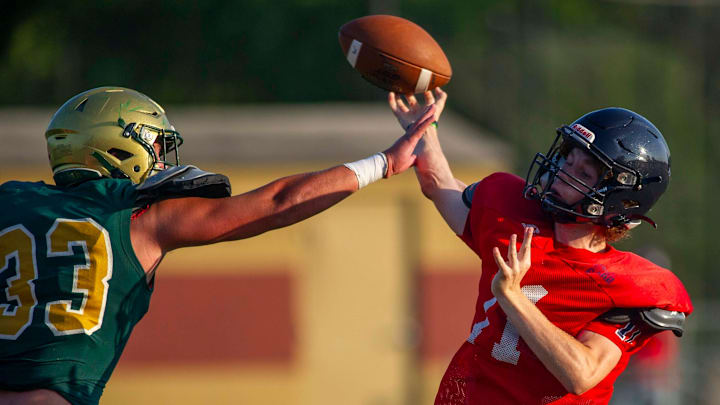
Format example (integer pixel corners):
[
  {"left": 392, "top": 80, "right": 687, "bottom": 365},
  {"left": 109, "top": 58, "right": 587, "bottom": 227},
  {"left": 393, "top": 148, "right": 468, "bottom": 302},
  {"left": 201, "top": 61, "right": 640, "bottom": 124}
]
[
  {"left": 623, "top": 200, "right": 640, "bottom": 209},
  {"left": 107, "top": 148, "right": 134, "bottom": 161},
  {"left": 134, "top": 109, "right": 160, "bottom": 117}
]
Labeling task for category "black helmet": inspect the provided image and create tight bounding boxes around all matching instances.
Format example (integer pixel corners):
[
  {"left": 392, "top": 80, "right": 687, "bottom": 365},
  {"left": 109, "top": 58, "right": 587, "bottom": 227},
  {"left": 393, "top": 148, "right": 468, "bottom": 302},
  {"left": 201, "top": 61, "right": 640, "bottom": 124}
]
[{"left": 524, "top": 107, "right": 670, "bottom": 228}]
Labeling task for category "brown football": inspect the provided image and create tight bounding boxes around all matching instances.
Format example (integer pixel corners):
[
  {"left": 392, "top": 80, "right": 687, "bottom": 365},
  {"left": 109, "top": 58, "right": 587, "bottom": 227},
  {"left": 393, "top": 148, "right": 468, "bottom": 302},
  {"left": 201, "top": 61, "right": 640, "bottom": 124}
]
[{"left": 339, "top": 15, "right": 452, "bottom": 94}]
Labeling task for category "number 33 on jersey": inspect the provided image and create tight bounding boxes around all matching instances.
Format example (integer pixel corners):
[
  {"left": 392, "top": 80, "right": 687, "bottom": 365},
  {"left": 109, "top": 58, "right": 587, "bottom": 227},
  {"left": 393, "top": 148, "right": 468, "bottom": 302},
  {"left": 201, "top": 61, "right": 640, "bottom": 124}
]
[
  {"left": 0, "top": 178, "right": 152, "bottom": 404},
  {"left": 1, "top": 219, "right": 111, "bottom": 339}
]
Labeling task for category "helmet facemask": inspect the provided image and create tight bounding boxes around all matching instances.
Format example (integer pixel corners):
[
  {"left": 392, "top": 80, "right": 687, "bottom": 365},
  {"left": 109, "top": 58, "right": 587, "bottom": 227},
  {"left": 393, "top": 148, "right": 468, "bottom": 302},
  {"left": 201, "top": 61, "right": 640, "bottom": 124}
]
[{"left": 118, "top": 120, "right": 184, "bottom": 178}]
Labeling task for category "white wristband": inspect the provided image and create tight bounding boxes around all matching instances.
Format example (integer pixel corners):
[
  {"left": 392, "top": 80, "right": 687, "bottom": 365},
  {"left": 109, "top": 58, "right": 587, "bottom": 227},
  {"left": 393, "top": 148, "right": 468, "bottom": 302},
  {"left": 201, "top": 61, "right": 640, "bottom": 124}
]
[{"left": 343, "top": 152, "right": 388, "bottom": 189}]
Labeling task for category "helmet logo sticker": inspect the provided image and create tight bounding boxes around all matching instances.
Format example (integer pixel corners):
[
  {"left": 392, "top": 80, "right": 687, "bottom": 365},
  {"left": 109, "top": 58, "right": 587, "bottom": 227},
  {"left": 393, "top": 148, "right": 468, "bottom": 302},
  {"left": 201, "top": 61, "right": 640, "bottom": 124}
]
[
  {"left": 572, "top": 124, "right": 595, "bottom": 143},
  {"left": 140, "top": 127, "right": 157, "bottom": 144}
]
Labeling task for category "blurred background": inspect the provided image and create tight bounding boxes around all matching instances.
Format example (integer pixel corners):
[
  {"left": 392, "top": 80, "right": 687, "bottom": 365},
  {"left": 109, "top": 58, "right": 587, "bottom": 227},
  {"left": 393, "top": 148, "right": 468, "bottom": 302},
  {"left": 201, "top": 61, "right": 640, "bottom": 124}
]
[{"left": 1, "top": 0, "right": 718, "bottom": 404}]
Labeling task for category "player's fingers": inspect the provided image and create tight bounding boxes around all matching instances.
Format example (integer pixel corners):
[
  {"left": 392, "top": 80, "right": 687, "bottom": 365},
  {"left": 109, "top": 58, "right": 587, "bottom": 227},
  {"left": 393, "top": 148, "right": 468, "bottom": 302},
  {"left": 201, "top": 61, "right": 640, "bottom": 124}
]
[
  {"left": 388, "top": 92, "right": 398, "bottom": 112},
  {"left": 492, "top": 247, "right": 510, "bottom": 276},
  {"left": 425, "top": 90, "right": 435, "bottom": 105},
  {"left": 434, "top": 88, "right": 447, "bottom": 110},
  {"left": 508, "top": 234, "right": 518, "bottom": 267},
  {"left": 396, "top": 96, "right": 410, "bottom": 113},
  {"left": 520, "top": 227, "right": 533, "bottom": 261},
  {"left": 418, "top": 104, "right": 436, "bottom": 123},
  {"left": 408, "top": 107, "right": 436, "bottom": 140},
  {"left": 434, "top": 88, "right": 447, "bottom": 103},
  {"left": 408, "top": 104, "right": 435, "bottom": 130},
  {"left": 407, "top": 94, "right": 418, "bottom": 107}
]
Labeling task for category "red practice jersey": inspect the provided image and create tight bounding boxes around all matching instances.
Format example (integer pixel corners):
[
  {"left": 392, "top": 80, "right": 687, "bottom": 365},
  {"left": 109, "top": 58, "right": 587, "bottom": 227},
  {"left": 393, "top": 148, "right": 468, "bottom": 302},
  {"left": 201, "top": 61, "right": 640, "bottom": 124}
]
[{"left": 435, "top": 173, "right": 692, "bottom": 405}]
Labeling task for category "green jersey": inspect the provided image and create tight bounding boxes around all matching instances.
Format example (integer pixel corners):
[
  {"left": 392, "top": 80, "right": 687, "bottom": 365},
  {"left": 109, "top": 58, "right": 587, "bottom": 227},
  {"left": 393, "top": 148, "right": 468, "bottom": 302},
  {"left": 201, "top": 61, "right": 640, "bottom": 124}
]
[{"left": 0, "top": 178, "right": 152, "bottom": 405}]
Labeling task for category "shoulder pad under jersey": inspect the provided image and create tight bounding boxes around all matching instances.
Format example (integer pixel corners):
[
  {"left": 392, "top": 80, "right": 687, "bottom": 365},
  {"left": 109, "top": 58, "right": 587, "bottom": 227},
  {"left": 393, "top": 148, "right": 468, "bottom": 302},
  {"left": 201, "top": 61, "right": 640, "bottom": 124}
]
[
  {"left": 462, "top": 182, "right": 480, "bottom": 208},
  {"left": 135, "top": 165, "right": 231, "bottom": 208},
  {"left": 640, "top": 308, "right": 686, "bottom": 337},
  {"left": 599, "top": 308, "right": 686, "bottom": 337}
]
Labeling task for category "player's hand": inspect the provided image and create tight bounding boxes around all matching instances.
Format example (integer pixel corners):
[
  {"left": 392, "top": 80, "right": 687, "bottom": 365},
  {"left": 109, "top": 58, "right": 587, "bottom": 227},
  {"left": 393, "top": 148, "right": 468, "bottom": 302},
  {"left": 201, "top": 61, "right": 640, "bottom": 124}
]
[
  {"left": 388, "top": 87, "right": 447, "bottom": 130},
  {"left": 491, "top": 226, "right": 534, "bottom": 298},
  {"left": 383, "top": 104, "right": 437, "bottom": 178}
]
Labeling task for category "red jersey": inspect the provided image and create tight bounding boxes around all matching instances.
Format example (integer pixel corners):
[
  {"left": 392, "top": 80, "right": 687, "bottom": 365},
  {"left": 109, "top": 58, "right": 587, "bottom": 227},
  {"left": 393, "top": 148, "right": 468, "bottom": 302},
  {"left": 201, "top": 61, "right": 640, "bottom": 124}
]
[{"left": 435, "top": 172, "right": 692, "bottom": 405}]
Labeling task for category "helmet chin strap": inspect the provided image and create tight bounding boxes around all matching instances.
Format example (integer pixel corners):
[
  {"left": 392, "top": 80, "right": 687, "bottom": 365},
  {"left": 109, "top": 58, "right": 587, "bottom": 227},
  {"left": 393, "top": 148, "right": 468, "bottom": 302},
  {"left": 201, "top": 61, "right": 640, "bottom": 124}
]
[
  {"left": 614, "top": 214, "right": 657, "bottom": 229},
  {"left": 545, "top": 194, "right": 658, "bottom": 230},
  {"left": 542, "top": 194, "right": 612, "bottom": 227},
  {"left": 541, "top": 194, "right": 587, "bottom": 224}
]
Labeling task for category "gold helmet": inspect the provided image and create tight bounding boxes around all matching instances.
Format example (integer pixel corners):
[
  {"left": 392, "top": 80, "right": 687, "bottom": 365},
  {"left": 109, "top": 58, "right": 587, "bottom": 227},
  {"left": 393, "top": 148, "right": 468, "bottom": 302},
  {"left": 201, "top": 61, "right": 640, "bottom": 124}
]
[{"left": 46, "top": 87, "right": 183, "bottom": 185}]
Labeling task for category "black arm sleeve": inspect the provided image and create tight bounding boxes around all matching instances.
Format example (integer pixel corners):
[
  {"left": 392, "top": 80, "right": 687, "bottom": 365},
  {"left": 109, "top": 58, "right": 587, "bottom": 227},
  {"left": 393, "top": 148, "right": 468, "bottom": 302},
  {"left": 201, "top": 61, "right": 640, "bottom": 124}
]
[{"left": 462, "top": 182, "right": 480, "bottom": 208}]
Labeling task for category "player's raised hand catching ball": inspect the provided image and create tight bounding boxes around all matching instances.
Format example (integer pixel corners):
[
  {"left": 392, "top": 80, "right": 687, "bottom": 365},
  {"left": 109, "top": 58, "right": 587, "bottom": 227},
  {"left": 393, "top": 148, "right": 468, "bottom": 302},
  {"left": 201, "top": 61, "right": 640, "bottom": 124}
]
[{"left": 388, "top": 87, "right": 447, "bottom": 130}]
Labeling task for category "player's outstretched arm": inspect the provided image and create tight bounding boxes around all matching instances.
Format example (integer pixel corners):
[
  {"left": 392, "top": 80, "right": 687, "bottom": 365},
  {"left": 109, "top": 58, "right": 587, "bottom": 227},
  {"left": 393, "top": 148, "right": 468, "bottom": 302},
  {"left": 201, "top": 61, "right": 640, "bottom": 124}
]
[
  {"left": 389, "top": 88, "right": 469, "bottom": 235},
  {"left": 130, "top": 105, "right": 436, "bottom": 271}
]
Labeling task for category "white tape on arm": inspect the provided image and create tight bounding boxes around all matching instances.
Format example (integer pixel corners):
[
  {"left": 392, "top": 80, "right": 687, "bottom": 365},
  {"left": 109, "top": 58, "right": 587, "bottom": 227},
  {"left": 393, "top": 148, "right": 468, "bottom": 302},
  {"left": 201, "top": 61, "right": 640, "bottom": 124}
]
[{"left": 343, "top": 152, "right": 388, "bottom": 189}]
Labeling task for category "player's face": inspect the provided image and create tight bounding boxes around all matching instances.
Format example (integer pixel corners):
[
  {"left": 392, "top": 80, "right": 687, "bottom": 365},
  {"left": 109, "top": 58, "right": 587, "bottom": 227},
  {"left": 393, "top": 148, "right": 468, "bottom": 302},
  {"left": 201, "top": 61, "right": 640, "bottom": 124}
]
[
  {"left": 550, "top": 148, "right": 601, "bottom": 206},
  {"left": 153, "top": 141, "right": 166, "bottom": 170}
]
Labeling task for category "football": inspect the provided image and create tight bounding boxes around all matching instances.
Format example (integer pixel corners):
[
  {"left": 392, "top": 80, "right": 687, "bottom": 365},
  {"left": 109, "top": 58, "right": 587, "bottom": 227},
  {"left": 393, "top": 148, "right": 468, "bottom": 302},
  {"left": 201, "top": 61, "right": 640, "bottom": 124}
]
[{"left": 339, "top": 15, "right": 452, "bottom": 94}]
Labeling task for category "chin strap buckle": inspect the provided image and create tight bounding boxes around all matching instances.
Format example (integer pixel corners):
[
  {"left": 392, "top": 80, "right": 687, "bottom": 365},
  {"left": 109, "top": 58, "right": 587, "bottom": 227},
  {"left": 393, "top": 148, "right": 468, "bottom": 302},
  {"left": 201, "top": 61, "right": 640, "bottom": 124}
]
[
  {"left": 627, "top": 214, "right": 657, "bottom": 229},
  {"left": 609, "top": 214, "right": 657, "bottom": 229}
]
